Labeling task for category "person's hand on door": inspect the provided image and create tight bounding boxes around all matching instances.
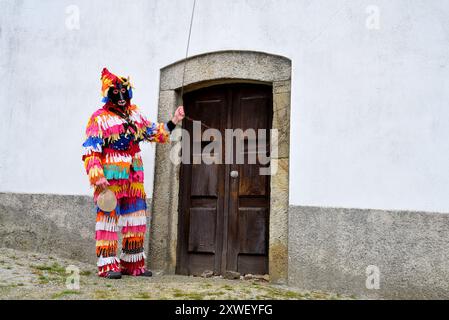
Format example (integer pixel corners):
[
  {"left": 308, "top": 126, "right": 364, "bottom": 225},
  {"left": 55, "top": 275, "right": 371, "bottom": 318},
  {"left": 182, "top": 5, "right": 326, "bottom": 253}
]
[{"left": 172, "top": 106, "right": 185, "bottom": 125}]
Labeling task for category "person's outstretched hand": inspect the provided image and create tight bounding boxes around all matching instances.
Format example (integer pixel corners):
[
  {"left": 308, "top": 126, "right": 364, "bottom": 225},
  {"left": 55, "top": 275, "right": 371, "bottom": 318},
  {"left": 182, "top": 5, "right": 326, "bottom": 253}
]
[{"left": 172, "top": 105, "right": 185, "bottom": 125}]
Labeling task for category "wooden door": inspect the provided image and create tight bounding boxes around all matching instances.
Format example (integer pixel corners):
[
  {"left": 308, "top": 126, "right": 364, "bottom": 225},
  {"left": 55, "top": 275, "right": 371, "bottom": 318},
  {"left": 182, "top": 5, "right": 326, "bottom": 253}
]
[{"left": 176, "top": 83, "right": 272, "bottom": 276}]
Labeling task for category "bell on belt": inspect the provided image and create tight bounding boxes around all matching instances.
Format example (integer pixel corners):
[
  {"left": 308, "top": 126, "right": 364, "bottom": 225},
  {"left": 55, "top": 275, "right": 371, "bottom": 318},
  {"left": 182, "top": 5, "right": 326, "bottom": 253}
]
[{"left": 97, "top": 188, "right": 117, "bottom": 212}]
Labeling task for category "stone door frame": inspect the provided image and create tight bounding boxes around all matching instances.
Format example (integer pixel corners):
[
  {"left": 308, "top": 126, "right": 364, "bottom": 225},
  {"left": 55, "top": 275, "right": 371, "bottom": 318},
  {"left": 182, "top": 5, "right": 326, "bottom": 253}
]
[{"left": 149, "top": 50, "right": 291, "bottom": 283}]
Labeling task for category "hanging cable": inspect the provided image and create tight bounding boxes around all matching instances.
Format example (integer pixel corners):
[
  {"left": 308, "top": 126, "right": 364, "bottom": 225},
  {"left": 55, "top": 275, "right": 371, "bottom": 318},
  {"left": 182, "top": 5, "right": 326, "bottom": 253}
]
[
  {"left": 180, "top": 0, "right": 197, "bottom": 102},
  {"left": 179, "top": 0, "right": 212, "bottom": 129}
]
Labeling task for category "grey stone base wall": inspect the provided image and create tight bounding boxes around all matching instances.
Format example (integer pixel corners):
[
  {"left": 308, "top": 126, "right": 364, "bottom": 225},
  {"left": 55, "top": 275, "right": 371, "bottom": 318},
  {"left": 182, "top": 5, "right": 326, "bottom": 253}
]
[
  {"left": 2, "top": 192, "right": 449, "bottom": 299},
  {"left": 0, "top": 192, "right": 151, "bottom": 265},
  {"left": 289, "top": 205, "right": 449, "bottom": 299}
]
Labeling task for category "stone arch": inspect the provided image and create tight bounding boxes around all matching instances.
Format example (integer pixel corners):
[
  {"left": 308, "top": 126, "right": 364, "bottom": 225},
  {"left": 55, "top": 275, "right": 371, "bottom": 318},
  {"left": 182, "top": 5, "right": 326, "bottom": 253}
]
[{"left": 149, "top": 50, "right": 291, "bottom": 283}]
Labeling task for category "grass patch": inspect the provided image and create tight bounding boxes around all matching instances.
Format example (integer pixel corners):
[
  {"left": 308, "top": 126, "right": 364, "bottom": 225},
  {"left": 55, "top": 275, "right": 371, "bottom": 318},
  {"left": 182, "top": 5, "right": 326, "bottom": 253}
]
[
  {"left": 207, "top": 291, "right": 226, "bottom": 296},
  {"left": 80, "top": 270, "right": 92, "bottom": 276},
  {"left": 172, "top": 291, "right": 184, "bottom": 298},
  {"left": 179, "top": 292, "right": 205, "bottom": 300},
  {"left": 251, "top": 281, "right": 263, "bottom": 286},
  {"left": 309, "top": 291, "right": 338, "bottom": 299},
  {"left": 172, "top": 289, "right": 205, "bottom": 300},
  {"left": 278, "top": 290, "right": 305, "bottom": 299},
  {"left": 31, "top": 262, "right": 65, "bottom": 275},
  {"left": 31, "top": 262, "right": 68, "bottom": 284},
  {"left": 31, "top": 262, "right": 70, "bottom": 284},
  {"left": 134, "top": 292, "right": 151, "bottom": 299},
  {"left": 251, "top": 285, "right": 308, "bottom": 300},
  {"left": 94, "top": 290, "right": 112, "bottom": 299},
  {"left": 51, "top": 290, "right": 81, "bottom": 299},
  {"left": 221, "top": 284, "right": 233, "bottom": 291},
  {"left": 38, "top": 275, "right": 49, "bottom": 284},
  {"left": 94, "top": 289, "right": 118, "bottom": 299}
]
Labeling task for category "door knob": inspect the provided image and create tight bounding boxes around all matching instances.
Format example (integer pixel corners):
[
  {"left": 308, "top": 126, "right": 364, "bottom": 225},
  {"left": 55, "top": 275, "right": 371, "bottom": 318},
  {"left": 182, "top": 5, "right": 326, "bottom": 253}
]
[{"left": 230, "top": 170, "right": 239, "bottom": 178}]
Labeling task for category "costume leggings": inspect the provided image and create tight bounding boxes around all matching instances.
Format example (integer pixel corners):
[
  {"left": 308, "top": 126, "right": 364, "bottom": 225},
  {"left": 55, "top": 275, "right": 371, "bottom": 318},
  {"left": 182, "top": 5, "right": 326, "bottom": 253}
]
[{"left": 95, "top": 196, "right": 148, "bottom": 276}]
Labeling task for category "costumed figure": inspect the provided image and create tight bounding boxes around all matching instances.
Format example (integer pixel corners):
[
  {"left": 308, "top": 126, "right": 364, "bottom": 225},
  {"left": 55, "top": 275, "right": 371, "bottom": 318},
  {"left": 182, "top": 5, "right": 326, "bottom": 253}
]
[{"left": 81, "top": 68, "right": 184, "bottom": 279}]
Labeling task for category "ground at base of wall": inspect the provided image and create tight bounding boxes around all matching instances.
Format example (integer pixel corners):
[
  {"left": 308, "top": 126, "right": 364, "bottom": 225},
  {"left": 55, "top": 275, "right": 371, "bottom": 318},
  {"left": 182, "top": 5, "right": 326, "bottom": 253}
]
[{"left": 0, "top": 248, "right": 351, "bottom": 300}]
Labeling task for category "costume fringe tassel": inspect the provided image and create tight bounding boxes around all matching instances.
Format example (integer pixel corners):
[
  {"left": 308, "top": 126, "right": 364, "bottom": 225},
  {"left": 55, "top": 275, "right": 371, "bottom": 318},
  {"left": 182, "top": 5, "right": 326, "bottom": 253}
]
[
  {"left": 97, "top": 256, "right": 120, "bottom": 267},
  {"left": 120, "top": 251, "right": 146, "bottom": 263}
]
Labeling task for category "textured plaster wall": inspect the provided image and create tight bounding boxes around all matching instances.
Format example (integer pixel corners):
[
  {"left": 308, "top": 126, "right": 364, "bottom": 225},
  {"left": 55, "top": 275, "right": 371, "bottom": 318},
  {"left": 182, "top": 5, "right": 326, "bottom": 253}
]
[{"left": 1, "top": 1, "right": 449, "bottom": 212}]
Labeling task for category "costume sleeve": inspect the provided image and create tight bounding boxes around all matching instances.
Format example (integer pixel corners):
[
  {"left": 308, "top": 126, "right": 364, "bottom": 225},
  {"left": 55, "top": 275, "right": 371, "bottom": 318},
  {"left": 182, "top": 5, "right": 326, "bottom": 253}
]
[
  {"left": 139, "top": 113, "right": 172, "bottom": 144},
  {"left": 81, "top": 115, "right": 107, "bottom": 187}
]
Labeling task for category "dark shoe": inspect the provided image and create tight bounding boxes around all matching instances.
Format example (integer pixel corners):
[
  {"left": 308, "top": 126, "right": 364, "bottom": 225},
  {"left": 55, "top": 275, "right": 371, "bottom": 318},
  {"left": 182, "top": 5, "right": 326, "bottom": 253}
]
[
  {"left": 105, "top": 271, "right": 122, "bottom": 279},
  {"left": 138, "top": 270, "right": 152, "bottom": 277}
]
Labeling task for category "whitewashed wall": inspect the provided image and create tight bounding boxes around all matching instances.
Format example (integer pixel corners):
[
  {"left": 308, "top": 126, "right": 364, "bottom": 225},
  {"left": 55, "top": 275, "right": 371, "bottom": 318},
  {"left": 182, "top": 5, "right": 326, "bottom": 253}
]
[{"left": 1, "top": 0, "right": 448, "bottom": 213}]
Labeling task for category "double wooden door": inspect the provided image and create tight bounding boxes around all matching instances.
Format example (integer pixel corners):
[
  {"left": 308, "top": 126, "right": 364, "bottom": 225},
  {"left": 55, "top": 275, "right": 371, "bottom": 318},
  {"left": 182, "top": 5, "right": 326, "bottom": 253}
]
[{"left": 176, "top": 83, "right": 272, "bottom": 276}]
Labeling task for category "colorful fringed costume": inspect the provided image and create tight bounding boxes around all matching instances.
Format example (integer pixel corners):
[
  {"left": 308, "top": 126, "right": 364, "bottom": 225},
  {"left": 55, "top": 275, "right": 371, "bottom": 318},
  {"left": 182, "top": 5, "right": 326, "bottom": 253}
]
[{"left": 82, "top": 68, "right": 172, "bottom": 277}]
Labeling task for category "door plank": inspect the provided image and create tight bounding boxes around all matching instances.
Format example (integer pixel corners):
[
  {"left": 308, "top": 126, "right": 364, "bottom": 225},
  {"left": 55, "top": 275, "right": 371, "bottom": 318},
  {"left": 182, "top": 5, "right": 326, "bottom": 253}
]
[{"left": 226, "top": 84, "right": 272, "bottom": 275}]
